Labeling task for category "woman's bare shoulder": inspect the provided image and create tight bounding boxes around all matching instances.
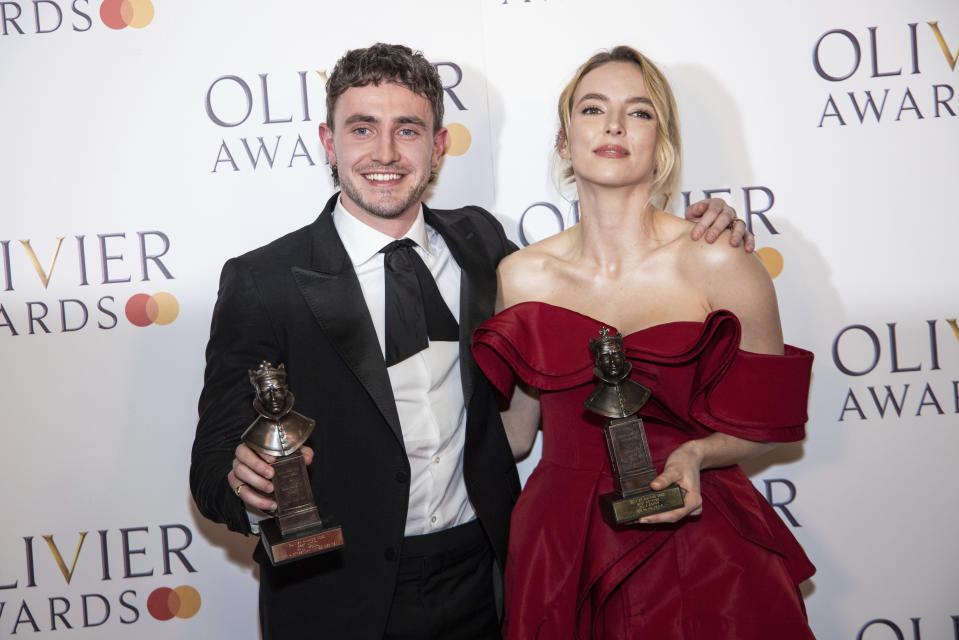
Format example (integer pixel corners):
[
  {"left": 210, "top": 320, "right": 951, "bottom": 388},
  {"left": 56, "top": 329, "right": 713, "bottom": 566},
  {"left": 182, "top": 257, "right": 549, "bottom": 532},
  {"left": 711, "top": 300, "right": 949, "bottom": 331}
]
[
  {"left": 676, "top": 230, "right": 784, "bottom": 353},
  {"left": 677, "top": 228, "right": 764, "bottom": 282},
  {"left": 496, "top": 231, "right": 575, "bottom": 309}
]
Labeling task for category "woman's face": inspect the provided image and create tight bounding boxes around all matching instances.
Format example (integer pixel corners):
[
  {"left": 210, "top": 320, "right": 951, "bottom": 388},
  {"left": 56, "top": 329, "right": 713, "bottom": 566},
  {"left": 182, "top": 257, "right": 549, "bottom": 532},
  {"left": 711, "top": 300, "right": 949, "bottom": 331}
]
[{"left": 561, "top": 61, "right": 658, "bottom": 190}]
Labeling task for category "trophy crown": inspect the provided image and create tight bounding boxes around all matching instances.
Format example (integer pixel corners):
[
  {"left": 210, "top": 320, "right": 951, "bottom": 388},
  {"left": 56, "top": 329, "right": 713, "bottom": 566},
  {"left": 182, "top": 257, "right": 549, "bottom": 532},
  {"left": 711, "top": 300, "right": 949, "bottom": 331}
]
[
  {"left": 249, "top": 361, "right": 287, "bottom": 391},
  {"left": 589, "top": 326, "right": 624, "bottom": 355}
]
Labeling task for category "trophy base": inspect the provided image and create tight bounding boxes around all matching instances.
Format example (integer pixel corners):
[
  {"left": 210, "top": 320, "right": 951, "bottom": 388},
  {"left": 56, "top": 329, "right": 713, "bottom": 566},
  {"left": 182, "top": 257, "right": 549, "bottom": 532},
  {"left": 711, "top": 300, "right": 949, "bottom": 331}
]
[
  {"left": 599, "top": 483, "right": 685, "bottom": 525},
  {"left": 259, "top": 517, "right": 344, "bottom": 566}
]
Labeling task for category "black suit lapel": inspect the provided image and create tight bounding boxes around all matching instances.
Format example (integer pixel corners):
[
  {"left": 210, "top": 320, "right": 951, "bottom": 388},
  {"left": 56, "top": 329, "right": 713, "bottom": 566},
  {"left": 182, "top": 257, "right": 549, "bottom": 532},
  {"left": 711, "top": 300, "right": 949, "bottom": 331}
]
[
  {"left": 424, "top": 207, "right": 497, "bottom": 409},
  {"left": 292, "top": 195, "right": 403, "bottom": 446}
]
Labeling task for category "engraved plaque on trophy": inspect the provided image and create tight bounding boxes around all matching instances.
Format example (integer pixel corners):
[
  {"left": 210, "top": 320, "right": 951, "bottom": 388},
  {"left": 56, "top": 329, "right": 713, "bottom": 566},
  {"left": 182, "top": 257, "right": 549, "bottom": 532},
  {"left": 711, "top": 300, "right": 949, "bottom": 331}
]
[
  {"left": 584, "top": 328, "right": 685, "bottom": 525},
  {"left": 243, "top": 362, "right": 344, "bottom": 565}
]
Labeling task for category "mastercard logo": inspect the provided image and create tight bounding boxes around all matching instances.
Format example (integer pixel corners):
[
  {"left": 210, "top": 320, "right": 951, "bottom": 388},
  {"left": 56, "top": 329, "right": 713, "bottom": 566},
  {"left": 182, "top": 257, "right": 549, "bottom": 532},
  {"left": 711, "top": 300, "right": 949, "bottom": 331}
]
[
  {"left": 100, "top": 0, "right": 155, "bottom": 30},
  {"left": 125, "top": 292, "right": 179, "bottom": 326},
  {"left": 147, "top": 586, "right": 201, "bottom": 621}
]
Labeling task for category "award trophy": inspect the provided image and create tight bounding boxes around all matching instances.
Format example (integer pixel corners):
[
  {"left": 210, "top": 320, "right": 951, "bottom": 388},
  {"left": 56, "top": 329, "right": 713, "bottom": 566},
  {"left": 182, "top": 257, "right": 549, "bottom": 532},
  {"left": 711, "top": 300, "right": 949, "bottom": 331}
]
[
  {"left": 584, "top": 328, "right": 684, "bottom": 525},
  {"left": 243, "top": 361, "right": 344, "bottom": 565}
]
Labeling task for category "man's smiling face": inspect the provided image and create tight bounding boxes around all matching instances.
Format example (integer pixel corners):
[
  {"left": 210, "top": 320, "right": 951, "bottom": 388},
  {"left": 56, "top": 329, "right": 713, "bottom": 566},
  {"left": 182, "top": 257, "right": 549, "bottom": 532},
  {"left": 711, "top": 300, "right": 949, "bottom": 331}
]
[{"left": 319, "top": 82, "right": 448, "bottom": 226}]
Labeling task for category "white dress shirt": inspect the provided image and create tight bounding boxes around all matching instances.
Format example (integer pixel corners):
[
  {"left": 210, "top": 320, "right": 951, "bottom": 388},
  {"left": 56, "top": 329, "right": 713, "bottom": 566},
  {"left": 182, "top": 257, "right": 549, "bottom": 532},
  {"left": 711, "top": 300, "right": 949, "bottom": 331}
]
[{"left": 332, "top": 197, "right": 475, "bottom": 536}]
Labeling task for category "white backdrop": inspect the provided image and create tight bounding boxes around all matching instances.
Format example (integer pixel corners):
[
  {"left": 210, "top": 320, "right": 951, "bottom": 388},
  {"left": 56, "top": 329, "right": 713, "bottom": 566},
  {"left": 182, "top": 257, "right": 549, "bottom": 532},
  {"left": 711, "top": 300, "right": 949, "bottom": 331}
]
[{"left": 1, "top": 0, "right": 957, "bottom": 638}]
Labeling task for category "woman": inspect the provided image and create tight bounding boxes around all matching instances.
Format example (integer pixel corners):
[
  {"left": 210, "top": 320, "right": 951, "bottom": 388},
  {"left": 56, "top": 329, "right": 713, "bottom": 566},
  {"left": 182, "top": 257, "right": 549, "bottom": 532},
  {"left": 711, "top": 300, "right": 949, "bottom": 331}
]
[{"left": 472, "top": 47, "right": 815, "bottom": 639}]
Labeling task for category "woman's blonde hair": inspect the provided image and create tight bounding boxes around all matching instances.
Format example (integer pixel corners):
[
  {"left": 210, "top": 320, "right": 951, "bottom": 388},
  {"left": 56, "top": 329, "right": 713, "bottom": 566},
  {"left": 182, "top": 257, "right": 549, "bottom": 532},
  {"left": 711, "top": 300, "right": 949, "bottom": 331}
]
[{"left": 556, "top": 46, "right": 682, "bottom": 209}]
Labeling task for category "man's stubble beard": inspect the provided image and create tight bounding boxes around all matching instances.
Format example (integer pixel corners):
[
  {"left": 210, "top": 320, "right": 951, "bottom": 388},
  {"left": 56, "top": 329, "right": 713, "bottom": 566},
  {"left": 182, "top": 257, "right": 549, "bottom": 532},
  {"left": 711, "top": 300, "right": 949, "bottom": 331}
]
[{"left": 339, "top": 170, "right": 431, "bottom": 220}]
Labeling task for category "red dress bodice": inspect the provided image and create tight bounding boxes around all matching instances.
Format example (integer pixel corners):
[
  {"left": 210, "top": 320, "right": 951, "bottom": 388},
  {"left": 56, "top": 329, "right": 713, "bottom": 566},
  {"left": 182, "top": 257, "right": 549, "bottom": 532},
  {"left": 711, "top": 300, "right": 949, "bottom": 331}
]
[{"left": 472, "top": 302, "right": 816, "bottom": 640}]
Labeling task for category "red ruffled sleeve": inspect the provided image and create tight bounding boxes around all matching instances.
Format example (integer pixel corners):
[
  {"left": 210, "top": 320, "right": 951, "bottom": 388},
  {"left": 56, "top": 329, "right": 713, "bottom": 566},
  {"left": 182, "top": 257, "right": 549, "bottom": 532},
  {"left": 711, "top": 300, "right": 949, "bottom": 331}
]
[
  {"left": 472, "top": 302, "right": 598, "bottom": 398},
  {"left": 626, "top": 309, "right": 814, "bottom": 444}
]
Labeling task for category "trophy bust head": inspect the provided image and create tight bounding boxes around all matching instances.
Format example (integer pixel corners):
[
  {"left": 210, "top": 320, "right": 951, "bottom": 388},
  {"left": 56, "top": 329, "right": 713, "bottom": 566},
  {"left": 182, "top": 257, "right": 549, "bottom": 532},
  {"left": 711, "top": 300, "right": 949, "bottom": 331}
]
[
  {"left": 243, "top": 361, "right": 314, "bottom": 457},
  {"left": 584, "top": 327, "right": 652, "bottom": 419},
  {"left": 589, "top": 326, "right": 631, "bottom": 382},
  {"left": 250, "top": 361, "right": 295, "bottom": 420}
]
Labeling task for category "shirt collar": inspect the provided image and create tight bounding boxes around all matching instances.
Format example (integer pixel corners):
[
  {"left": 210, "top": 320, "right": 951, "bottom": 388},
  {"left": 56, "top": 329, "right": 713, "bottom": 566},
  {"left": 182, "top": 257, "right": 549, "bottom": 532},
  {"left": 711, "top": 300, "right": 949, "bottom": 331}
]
[{"left": 332, "top": 195, "right": 432, "bottom": 267}]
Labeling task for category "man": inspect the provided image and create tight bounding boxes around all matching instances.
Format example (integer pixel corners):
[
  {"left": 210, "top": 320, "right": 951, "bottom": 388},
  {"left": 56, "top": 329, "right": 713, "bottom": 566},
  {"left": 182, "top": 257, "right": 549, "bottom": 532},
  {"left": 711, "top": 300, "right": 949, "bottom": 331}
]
[{"left": 190, "top": 43, "right": 748, "bottom": 639}]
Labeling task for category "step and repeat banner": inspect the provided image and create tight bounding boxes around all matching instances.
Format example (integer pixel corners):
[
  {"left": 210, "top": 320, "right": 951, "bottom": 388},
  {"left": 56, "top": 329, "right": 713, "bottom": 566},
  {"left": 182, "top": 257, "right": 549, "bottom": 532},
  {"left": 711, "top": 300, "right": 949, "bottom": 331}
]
[{"left": 1, "top": 0, "right": 956, "bottom": 637}]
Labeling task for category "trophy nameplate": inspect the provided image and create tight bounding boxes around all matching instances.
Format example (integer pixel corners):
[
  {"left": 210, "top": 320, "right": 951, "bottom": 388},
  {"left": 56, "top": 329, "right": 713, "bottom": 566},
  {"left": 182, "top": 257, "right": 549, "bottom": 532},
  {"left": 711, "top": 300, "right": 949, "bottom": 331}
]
[
  {"left": 584, "top": 328, "right": 685, "bottom": 525},
  {"left": 598, "top": 416, "right": 685, "bottom": 523},
  {"left": 243, "top": 362, "right": 344, "bottom": 565}
]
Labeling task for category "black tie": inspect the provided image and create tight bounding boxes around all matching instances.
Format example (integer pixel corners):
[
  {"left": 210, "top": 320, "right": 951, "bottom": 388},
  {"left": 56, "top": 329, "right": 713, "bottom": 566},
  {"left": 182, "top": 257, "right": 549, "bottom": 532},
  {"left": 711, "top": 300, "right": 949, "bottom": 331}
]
[{"left": 380, "top": 238, "right": 459, "bottom": 367}]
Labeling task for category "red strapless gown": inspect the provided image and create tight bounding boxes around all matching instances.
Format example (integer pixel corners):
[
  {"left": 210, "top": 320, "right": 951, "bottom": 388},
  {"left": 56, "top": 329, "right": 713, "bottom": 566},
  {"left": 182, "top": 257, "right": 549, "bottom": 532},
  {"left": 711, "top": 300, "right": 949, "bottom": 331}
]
[{"left": 472, "top": 302, "right": 816, "bottom": 640}]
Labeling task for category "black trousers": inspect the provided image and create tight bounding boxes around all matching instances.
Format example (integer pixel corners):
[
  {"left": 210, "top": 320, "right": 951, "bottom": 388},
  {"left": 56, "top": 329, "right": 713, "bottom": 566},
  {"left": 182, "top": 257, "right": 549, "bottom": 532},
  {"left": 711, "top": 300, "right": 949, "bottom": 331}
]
[{"left": 384, "top": 520, "right": 501, "bottom": 640}]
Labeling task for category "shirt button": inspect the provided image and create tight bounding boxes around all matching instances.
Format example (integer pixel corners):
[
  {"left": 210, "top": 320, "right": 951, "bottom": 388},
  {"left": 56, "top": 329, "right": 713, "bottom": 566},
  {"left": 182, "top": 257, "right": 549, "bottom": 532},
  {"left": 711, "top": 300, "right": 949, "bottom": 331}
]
[
  {"left": 384, "top": 547, "right": 396, "bottom": 561},
  {"left": 395, "top": 471, "right": 409, "bottom": 484},
  {"left": 430, "top": 515, "right": 438, "bottom": 524},
  {"left": 433, "top": 456, "right": 441, "bottom": 464}
]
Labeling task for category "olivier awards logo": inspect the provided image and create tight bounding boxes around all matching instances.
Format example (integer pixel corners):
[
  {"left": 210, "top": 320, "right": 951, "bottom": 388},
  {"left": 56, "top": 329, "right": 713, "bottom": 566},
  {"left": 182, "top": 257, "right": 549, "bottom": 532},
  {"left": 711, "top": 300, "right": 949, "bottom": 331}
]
[
  {"left": 0, "top": 231, "right": 178, "bottom": 337},
  {"left": 206, "top": 70, "right": 328, "bottom": 173},
  {"left": 205, "top": 60, "right": 473, "bottom": 173},
  {"left": 856, "top": 616, "right": 959, "bottom": 640},
  {"left": 0, "top": 523, "right": 200, "bottom": 633},
  {"left": 813, "top": 19, "right": 957, "bottom": 127},
  {"left": 0, "top": 0, "right": 155, "bottom": 36},
  {"left": 832, "top": 317, "right": 959, "bottom": 421},
  {"left": 759, "top": 478, "right": 803, "bottom": 528}
]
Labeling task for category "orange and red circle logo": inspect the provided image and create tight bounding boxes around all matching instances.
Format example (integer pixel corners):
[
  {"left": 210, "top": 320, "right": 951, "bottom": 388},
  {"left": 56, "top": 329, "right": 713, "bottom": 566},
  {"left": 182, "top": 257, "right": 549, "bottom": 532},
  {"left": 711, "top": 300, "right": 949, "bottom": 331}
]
[
  {"left": 125, "top": 292, "right": 179, "bottom": 326},
  {"left": 147, "top": 586, "right": 201, "bottom": 621},
  {"left": 100, "top": 0, "right": 155, "bottom": 30}
]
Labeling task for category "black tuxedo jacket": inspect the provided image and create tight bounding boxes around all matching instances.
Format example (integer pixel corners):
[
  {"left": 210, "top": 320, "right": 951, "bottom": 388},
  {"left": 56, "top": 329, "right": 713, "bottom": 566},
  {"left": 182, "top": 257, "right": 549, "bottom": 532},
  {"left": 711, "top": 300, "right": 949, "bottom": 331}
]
[{"left": 190, "top": 193, "right": 520, "bottom": 639}]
